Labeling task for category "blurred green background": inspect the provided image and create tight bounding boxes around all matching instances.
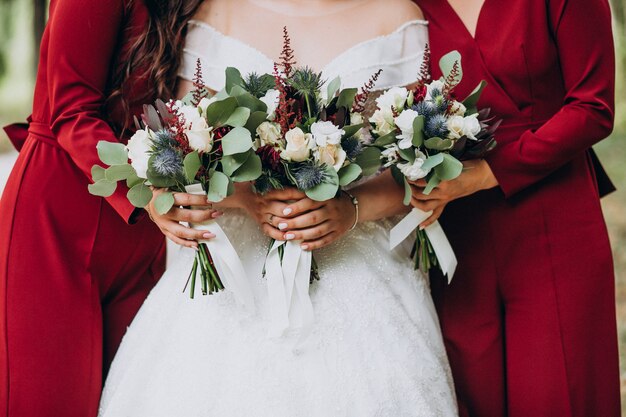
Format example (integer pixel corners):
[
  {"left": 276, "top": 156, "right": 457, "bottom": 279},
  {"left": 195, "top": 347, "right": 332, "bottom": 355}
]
[{"left": 0, "top": 0, "right": 625, "bottom": 410}]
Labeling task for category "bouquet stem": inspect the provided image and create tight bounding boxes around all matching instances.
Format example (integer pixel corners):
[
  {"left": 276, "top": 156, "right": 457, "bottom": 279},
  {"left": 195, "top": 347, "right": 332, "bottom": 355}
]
[
  {"left": 183, "top": 242, "right": 225, "bottom": 298},
  {"left": 262, "top": 238, "right": 320, "bottom": 283},
  {"left": 412, "top": 229, "right": 439, "bottom": 274}
]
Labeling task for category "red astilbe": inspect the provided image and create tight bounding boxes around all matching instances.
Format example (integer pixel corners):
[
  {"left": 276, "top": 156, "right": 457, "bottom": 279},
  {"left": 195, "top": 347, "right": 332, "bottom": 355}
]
[
  {"left": 166, "top": 101, "right": 192, "bottom": 154},
  {"left": 273, "top": 63, "right": 299, "bottom": 134},
  {"left": 278, "top": 26, "right": 297, "bottom": 78},
  {"left": 353, "top": 69, "right": 383, "bottom": 113},
  {"left": 191, "top": 58, "right": 209, "bottom": 106},
  {"left": 443, "top": 60, "right": 461, "bottom": 97},
  {"left": 416, "top": 43, "right": 432, "bottom": 87}
]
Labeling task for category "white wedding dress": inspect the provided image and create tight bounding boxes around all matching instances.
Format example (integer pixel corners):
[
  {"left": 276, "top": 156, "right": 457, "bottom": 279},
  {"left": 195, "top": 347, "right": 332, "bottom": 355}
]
[{"left": 99, "top": 19, "right": 458, "bottom": 417}]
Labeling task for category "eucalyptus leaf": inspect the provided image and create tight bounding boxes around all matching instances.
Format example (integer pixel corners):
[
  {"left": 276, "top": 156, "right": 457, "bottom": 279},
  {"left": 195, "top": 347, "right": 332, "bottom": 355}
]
[
  {"left": 126, "top": 172, "right": 143, "bottom": 189},
  {"left": 423, "top": 174, "right": 442, "bottom": 195},
  {"left": 232, "top": 153, "right": 262, "bottom": 182},
  {"left": 434, "top": 154, "right": 463, "bottom": 181},
  {"left": 305, "top": 167, "right": 339, "bottom": 202},
  {"left": 421, "top": 153, "right": 445, "bottom": 171},
  {"left": 403, "top": 177, "right": 412, "bottom": 206},
  {"left": 245, "top": 111, "right": 268, "bottom": 133},
  {"left": 439, "top": 50, "right": 463, "bottom": 86},
  {"left": 462, "top": 80, "right": 488, "bottom": 115},
  {"left": 221, "top": 151, "right": 250, "bottom": 176},
  {"left": 183, "top": 151, "right": 202, "bottom": 183},
  {"left": 88, "top": 179, "right": 117, "bottom": 197},
  {"left": 225, "top": 67, "right": 244, "bottom": 94},
  {"left": 97, "top": 141, "right": 128, "bottom": 166},
  {"left": 355, "top": 147, "right": 382, "bottom": 177},
  {"left": 225, "top": 107, "right": 251, "bottom": 127},
  {"left": 341, "top": 123, "right": 364, "bottom": 140},
  {"left": 205, "top": 97, "right": 238, "bottom": 126},
  {"left": 222, "top": 127, "right": 253, "bottom": 156},
  {"left": 336, "top": 88, "right": 358, "bottom": 109},
  {"left": 374, "top": 131, "right": 397, "bottom": 147},
  {"left": 338, "top": 164, "right": 362, "bottom": 187},
  {"left": 127, "top": 183, "right": 153, "bottom": 208},
  {"left": 105, "top": 164, "right": 135, "bottom": 182},
  {"left": 235, "top": 91, "right": 268, "bottom": 113},
  {"left": 412, "top": 116, "right": 425, "bottom": 147},
  {"left": 91, "top": 165, "right": 105, "bottom": 182},
  {"left": 326, "top": 76, "right": 341, "bottom": 102},
  {"left": 154, "top": 191, "right": 175, "bottom": 215},
  {"left": 424, "top": 137, "right": 453, "bottom": 151},
  {"left": 398, "top": 147, "right": 416, "bottom": 163},
  {"left": 206, "top": 171, "right": 231, "bottom": 202}
]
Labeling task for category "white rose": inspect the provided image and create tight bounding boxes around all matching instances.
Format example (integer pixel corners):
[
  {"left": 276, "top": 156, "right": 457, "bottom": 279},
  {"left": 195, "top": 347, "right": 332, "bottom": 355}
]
[
  {"left": 462, "top": 114, "right": 482, "bottom": 140},
  {"left": 187, "top": 121, "right": 214, "bottom": 153},
  {"left": 311, "top": 121, "right": 345, "bottom": 147},
  {"left": 260, "top": 89, "right": 280, "bottom": 121},
  {"left": 394, "top": 109, "right": 419, "bottom": 150},
  {"left": 449, "top": 100, "right": 467, "bottom": 116},
  {"left": 281, "top": 127, "right": 313, "bottom": 162},
  {"left": 126, "top": 128, "right": 152, "bottom": 179},
  {"left": 175, "top": 103, "right": 202, "bottom": 130},
  {"left": 198, "top": 96, "right": 217, "bottom": 112},
  {"left": 398, "top": 150, "right": 431, "bottom": 181},
  {"left": 376, "top": 87, "right": 409, "bottom": 111},
  {"left": 426, "top": 79, "right": 445, "bottom": 100},
  {"left": 256, "top": 121, "right": 283, "bottom": 147},
  {"left": 447, "top": 115, "right": 465, "bottom": 140},
  {"left": 369, "top": 108, "right": 396, "bottom": 137},
  {"left": 315, "top": 144, "right": 347, "bottom": 172},
  {"left": 381, "top": 144, "right": 400, "bottom": 167}
]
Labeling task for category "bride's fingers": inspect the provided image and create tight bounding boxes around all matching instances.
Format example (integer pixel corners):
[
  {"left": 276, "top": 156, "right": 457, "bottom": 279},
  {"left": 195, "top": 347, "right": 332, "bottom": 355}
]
[
  {"left": 166, "top": 221, "right": 215, "bottom": 242},
  {"left": 283, "top": 221, "right": 331, "bottom": 242},
  {"left": 410, "top": 197, "right": 444, "bottom": 213},
  {"left": 163, "top": 230, "right": 198, "bottom": 249},
  {"left": 274, "top": 209, "right": 330, "bottom": 231},
  {"left": 261, "top": 223, "right": 286, "bottom": 241},
  {"left": 410, "top": 186, "right": 441, "bottom": 200},
  {"left": 300, "top": 231, "right": 338, "bottom": 251},
  {"left": 264, "top": 188, "right": 306, "bottom": 202},
  {"left": 281, "top": 198, "right": 325, "bottom": 218}
]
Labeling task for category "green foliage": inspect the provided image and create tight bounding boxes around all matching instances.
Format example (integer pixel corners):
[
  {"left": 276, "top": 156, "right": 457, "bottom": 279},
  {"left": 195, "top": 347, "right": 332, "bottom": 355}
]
[
  {"left": 96, "top": 141, "right": 128, "bottom": 166},
  {"left": 221, "top": 126, "right": 253, "bottom": 155},
  {"left": 127, "top": 183, "right": 152, "bottom": 208}
]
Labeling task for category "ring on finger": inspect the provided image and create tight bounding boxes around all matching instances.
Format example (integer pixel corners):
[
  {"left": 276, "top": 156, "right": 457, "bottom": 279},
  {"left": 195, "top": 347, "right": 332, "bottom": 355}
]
[{"left": 268, "top": 214, "right": 274, "bottom": 225}]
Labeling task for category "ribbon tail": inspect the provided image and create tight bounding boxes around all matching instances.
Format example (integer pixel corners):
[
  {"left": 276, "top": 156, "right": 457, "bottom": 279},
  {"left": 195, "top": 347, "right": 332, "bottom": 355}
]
[
  {"left": 266, "top": 240, "right": 290, "bottom": 337},
  {"left": 283, "top": 242, "right": 314, "bottom": 344},
  {"left": 389, "top": 208, "right": 431, "bottom": 250},
  {"left": 424, "top": 222, "right": 457, "bottom": 282}
]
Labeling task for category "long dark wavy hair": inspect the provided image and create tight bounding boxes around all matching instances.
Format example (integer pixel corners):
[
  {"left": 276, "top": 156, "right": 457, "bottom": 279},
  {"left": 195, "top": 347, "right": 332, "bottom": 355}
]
[{"left": 106, "top": 0, "right": 204, "bottom": 134}]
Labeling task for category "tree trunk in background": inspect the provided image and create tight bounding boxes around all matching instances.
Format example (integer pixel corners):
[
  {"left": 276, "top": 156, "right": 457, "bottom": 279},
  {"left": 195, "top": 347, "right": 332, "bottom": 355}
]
[{"left": 33, "top": 0, "right": 47, "bottom": 72}]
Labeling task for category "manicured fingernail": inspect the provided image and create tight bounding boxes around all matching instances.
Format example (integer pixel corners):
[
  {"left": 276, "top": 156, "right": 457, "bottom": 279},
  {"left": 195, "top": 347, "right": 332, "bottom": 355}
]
[
  {"left": 192, "top": 245, "right": 199, "bottom": 251},
  {"left": 419, "top": 225, "right": 425, "bottom": 231},
  {"left": 283, "top": 208, "right": 293, "bottom": 216},
  {"left": 278, "top": 223, "right": 288, "bottom": 230},
  {"left": 285, "top": 233, "right": 295, "bottom": 240},
  {"left": 212, "top": 211, "right": 223, "bottom": 218},
  {"left": 301, "top": 244, "right": 309, "bottom": 250},
  {"left": 203, "top": 233, "right": 214, "bottom": 239}
]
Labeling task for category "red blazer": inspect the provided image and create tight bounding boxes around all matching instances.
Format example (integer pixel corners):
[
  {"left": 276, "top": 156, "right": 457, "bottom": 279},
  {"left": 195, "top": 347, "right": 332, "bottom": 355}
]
[{"left": 4, "top": 0, "right": 150, "bottom": 223}]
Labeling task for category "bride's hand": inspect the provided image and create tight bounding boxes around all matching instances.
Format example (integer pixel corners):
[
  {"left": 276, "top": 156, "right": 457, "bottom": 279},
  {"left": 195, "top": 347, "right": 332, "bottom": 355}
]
[
  {"left": 268, "top": 192, "right": 357, "bottom": 251},
  {"left": 146, "top": 189, "right": 223, "bottom": 249}
]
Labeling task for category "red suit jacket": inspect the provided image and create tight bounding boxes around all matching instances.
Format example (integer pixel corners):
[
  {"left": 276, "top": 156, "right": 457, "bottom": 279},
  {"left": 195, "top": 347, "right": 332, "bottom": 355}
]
[{"left": 417, "top": 0, "right": 619, "bottom": 416}]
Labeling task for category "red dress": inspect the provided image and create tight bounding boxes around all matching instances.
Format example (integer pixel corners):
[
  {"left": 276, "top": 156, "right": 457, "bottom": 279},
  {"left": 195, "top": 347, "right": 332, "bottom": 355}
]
[
  {"left": 0, "top": 1, "right": 165, "bottom": 415},
  {"left": 417, "top": 0, "right": 619, "bottom": 416}
]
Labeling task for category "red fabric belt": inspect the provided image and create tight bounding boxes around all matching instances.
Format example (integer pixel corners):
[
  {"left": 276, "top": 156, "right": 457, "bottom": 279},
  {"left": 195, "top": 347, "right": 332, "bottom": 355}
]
[{"left": 2, "top": 119, "right": 61, "bottom": 152}]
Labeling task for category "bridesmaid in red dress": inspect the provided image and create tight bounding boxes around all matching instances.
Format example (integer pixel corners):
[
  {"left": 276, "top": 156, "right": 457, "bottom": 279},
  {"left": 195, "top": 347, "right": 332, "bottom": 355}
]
[
  {"left": 414, "top": 0, "right": 619, "bottom": 416},
  {"left": 0, "top": 0, "right": 212, "bottom": 415}
]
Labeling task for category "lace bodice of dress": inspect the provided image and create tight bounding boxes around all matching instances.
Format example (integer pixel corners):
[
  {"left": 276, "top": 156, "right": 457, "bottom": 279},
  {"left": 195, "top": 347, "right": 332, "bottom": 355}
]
[{"left": 179, "top": 19, "right": 429, "bottom": 91}]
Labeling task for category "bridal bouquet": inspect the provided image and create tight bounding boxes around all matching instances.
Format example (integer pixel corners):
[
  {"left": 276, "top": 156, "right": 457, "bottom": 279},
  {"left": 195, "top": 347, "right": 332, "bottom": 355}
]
[
  {"left": 371, "top": 48, "right": 499, "bottom": 278},
  {"left": 228, "top": 28, "right": 381, "bottom": 337},
  {"left": 88, "top": 61, "right": 261, "bottom": 306}
]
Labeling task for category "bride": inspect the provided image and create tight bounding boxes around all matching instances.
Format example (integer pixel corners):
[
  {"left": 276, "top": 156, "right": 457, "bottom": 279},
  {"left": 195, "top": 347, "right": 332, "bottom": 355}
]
[{"left": 99, "top": 0, "right": 457, "bottom": 415}]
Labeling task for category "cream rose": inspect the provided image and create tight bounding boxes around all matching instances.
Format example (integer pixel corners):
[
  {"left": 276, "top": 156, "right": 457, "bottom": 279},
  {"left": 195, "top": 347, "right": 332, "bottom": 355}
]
[
  {"left": 462, "top": 114, "right": 482, "bottom": 140},
  {"left": 126, "top": 128, "right": 152, "bottom": 179},
  {"left": 447, "top": 115, "right": 465, "bottom": 140},
  {"left": 376, "top": 87, "right": 409, "bottom": 111},
  {"left": 315, "top": 144, "right": 347, "bottom": 172},
  {"left": 281, "top": 127, "right": 313, "bottom": 162},
  {"left": 398, "top": 150, "right": 431, "bottom": 181},
  {"left": 256, "top": 121, "right": 283, "bottom": 147},
  {"left": 369, "top": 108, "right": 396, "bottom": 137}
]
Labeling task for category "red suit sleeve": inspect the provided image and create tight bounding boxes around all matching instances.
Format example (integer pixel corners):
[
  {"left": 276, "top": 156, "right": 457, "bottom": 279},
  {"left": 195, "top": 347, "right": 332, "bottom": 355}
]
[
  {"left": 47, "top": 0, "right": 138, "bottom": 223},
  {"left": 485, "top": 0, "right": 615, "bottom": 198}
]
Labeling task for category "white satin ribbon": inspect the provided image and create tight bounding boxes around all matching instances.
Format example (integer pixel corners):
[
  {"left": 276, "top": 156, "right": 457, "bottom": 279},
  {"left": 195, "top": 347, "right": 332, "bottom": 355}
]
[
  {"left": 389, "top": 208, "right": 457, "bottom": 281},
  {"left": 265, "top": 239, "right": 315, "bottom": 341},
  {"left": 185, "top": 184, "right": 255, "bottom": 310}
]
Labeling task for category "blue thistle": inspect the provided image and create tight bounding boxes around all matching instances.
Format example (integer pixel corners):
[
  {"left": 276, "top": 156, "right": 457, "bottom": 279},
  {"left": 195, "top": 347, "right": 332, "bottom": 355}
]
[
  {"left": 293, "top": 163, "right": 329, "bottom": 190},
  {"left": 151, "top": 129, "right": 178, "bottom": 153},
  {"left": 413, "top": 100, "right": 436, "bottom": 118},
  {"left": 424, "top": 114, "right": 449, "bottom": 138},
  {"left": 342, "top": 136, "right": 363, "bottom": 160},
  {"left": 152, "top": 147, "right": 183, "bottom": 177}
]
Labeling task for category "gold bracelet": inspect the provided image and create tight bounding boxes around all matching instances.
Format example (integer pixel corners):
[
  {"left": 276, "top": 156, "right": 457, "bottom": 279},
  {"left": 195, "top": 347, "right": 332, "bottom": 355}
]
[{"left": 342, "top": 190, "right": 359, "bottom": 231}]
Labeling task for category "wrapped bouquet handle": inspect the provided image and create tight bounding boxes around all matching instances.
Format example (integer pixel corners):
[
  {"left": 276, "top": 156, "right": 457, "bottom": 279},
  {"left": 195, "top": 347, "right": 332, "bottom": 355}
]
[
  {"left": 265, "top": 239, "right": 315, "bottom": 341},
  {"left": 185, "top": 184, "right": 255, "bottom": 311},
  {"left": 389, "top": 208, "right": 457, "bottom": 281}
]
